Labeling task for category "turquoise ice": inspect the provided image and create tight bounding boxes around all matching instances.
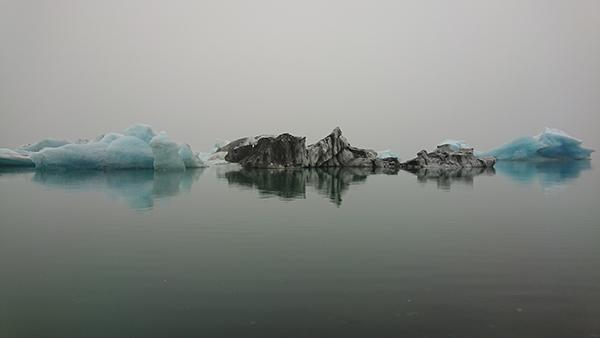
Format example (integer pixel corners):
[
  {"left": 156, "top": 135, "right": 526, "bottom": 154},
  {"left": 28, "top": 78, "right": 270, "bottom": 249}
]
[
  {"left": 1, "top": 124, "right": 205, "bottom": 170},
  {"left": 481, "top": 128, "right": 593, "bottom": 161}
]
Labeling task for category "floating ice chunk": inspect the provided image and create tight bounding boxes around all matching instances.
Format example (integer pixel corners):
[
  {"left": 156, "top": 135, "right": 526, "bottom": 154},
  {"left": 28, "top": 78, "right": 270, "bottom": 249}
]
[
  {"left": 97, "top": 133, "right": 124, "bottom": 144},
  {"left": 481, "top": 128, "right": 593, "bottom": 161},
  {"left": 32, "top": 142, "right": 111, "bottom": 170},
  {"left": 197, "top": 151, "right": 229, "bottom": 166},
  {"left": 150, "top": 133, "right": 185, "bottom": 171},
  {"left": 197, "top": 152, "right": 211, "bottom": 162},
  {"left": 376, "top": 149, "right": 400, "bottom": 159},
  {"left": 481, "top": 137, "right": 544, "bottom": 161},
  {"left": 205, "top": 151, "right": 229, "bottom": 165},
  {"left": 179, "top": 143, "right": 206, "bottom": 168},
  {"left": 534, "top": 128, "right": 591, "bottom": 159},
  {"left": 212, "top": 139, "right": 230, "bottom": 152},
  {"left": 2, "top": 124, "right": 205, "bottom": 170},
  {"left": 217, "top": 135, "right": 275, "bottom": 153},
  {"left": 105, "top": 136, "right": 154, "bottom": 169},
  {"left": 124, "top": 124, "right": 156, "bottom": 143},
  {"left": 248, "top": 134, "right": 274, "bottom": 146},
  {"left": 437, "top": 139, "right": 471, "bottom": 151},
  {"left": 30, "top": 133, "right": 155, "bottom": 170},
  {"left": 0, "top": 148, "right": 34, "bottom": 167},
  {"left": 18, "top": 138, "right": 71, "bottom": 152}
]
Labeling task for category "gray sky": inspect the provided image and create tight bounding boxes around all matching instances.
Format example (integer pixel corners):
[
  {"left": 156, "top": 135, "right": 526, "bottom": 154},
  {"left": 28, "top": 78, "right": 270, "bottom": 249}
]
[{"left": 1, "top": 0, "right": 599, "bottom": 156}]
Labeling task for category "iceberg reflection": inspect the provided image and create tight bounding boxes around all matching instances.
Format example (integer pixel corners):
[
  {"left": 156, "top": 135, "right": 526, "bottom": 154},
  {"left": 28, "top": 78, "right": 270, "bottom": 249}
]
[
  {"left": 407, "top": 167, "right": 496, "bottom": 190},
  {"left": 31, "top": 169, "right": 204, "bottom": 210},
  {"left": 494, "top": 160, "right": 591, "bottom": 188},
  {"left": 219, "top": 167, "right": 395, "bottom": 206}
]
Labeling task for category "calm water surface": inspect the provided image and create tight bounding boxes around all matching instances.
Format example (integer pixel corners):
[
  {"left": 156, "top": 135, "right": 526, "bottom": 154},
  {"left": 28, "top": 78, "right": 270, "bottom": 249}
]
[{"left": 0, "top": 161, "right": 599, "bottom": 338}]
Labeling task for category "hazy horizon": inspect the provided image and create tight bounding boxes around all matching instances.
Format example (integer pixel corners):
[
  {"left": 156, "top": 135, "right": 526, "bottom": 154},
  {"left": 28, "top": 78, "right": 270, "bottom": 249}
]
[{"left": 1, "top": 0, "right": 599, "bottom": 157}]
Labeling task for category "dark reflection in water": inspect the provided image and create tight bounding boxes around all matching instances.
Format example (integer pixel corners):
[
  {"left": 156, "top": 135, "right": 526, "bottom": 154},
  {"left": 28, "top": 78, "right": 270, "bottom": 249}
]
[
  {"left": 30, "top": 169, "right": 204, "bottom": 210},
  {"left": 495, "top": 160, "right": 592, "bottom": 187},
  {"left": 0, "top": 161, "right": 592, "bottom": 211},
  {"left": 406, "top": 167, "right": 496, "bottom": 190},
  {"left": 0, "top": 167, "right": 36, "bottom": 176},
  {"left": 219, "top": 167, "right": 396, "bottom": 206}
]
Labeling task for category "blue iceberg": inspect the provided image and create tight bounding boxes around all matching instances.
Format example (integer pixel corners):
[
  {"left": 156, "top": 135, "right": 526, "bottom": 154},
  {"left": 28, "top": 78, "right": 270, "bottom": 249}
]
[
  {"left": 123, "top": 124, "right": 156, "bottom": 144},
  {"left": 31, "top": 133, "right": 156, "bottom": 170},
  {"left": 0, "top": 148, "right": 35, "bottom": 167},
  {"left": 1, "top": 124, "right": 206, "bottom": 171},
  {"left": 376, "top": 149, "right": 400, "bottom": 160},
  {"left": 481, "top": 128, "right": 593, "bottom": 161},
  {"left": 18, "top": 138, "right": 71, "bottom": 152},
  {"left": 105, "top": 136, "right": 155, "bottom": 169},
  {"left": 178, "top": 143, "right": 205, "bottom": 168},
  {"left": 150, "top": 133, "right": 186, "bottom": 171},
  {"left": 437, "top": 139, "right": 471, "bottom": 151}
]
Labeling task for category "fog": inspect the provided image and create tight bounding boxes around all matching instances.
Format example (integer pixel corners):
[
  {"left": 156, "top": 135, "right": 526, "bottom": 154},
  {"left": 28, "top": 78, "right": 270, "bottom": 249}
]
[{"left": 1, "top": 0, "right": 599, "bottom": 156}]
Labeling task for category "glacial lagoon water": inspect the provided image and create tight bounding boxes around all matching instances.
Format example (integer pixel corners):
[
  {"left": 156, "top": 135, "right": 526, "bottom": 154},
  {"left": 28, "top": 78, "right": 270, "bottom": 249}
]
[{"left": 0, "top": 162, "right": 599, "bottom": 338}]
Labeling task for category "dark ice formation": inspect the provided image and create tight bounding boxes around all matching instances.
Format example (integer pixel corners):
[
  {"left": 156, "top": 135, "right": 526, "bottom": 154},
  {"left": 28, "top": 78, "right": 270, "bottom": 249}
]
[
  {"left": 223, "top": 127, "right": 400, "bottom": 171},
  {"left": 402, "top": 144, "right": 496, "bottom": 171}
]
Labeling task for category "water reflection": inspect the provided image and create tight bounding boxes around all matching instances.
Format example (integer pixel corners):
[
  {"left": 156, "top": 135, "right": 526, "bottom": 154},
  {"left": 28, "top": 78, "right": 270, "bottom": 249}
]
[
  {"left": 31, "top": 169, "right": 204, "bottom": 210},
  {"left": 406, "top": 167, "right": 496, "bottom": 190},
  {"left": 495, "top": 160, "right": 592, "bottom": 187},
  {"left": 0, "top": 167, "right": 36, "bottom": 177},
  {"left": 219, "top": 167, "right": 395, "bottom": 206},
  {"left": 0, "top": 160, "right": 592, "bottom": 210}
]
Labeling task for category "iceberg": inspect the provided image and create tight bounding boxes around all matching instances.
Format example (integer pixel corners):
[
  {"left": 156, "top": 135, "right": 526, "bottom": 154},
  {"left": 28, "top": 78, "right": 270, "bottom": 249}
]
[
  {"left": 0, "top": 148, "right": 35, "bottom": 167},
  {"left": 124, "top": 124, "right": 156, "bottom": 143},
  {"left": 204, "top": 151, "right": 230, "bottom": 166},
  {"left": 221, "top": 128, "right": 399, "bottom": 170},
  {"left": 212, "top": 139, "right": 230, "bottom": 153},
  {"left": 31, "top": 134, "right": 155, "bottom": 170},
  {"left": 1, "top": 124, "right": 205, "bottom": 171},
  {"left": 376, "top": 149, "right": 400, "bottom": 160},
  {"left": 150, "top": 133, "right": 186, "bottom": 171},
  {"left": 18, "top": 138, "right": 71, "bottom": 152},
  {"left": 215, "top": 134, "right": 275, "bottom": 153},
  {"left": 437, "top": 139, "right": 471, "bottom": 151},
  {"left": 31, "top": 142, "right": 111, "bottom": 170},
  {"left": 179, "top": 143, "right": 206, "bottom": 168},
  {"left": 481, "top": 128, "right": 593, "bottom": 161},
  {"left": 106, "top": 136, "right": 155, "bottom": 169}
]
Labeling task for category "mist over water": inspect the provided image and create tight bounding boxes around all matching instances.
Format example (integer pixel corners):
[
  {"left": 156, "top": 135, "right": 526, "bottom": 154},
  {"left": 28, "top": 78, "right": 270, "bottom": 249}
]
[{"left": 1, "top": 1, "right": 599, "bottom": 155}]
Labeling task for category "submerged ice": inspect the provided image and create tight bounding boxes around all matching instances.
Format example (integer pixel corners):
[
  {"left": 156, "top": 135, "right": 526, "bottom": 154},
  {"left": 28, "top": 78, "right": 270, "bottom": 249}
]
[
  {"left": 1, "top": 124, "right": 206, "bottom": 171},
  {"left": 481, "top": 128, "right": 593, "bottom": 161}
]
